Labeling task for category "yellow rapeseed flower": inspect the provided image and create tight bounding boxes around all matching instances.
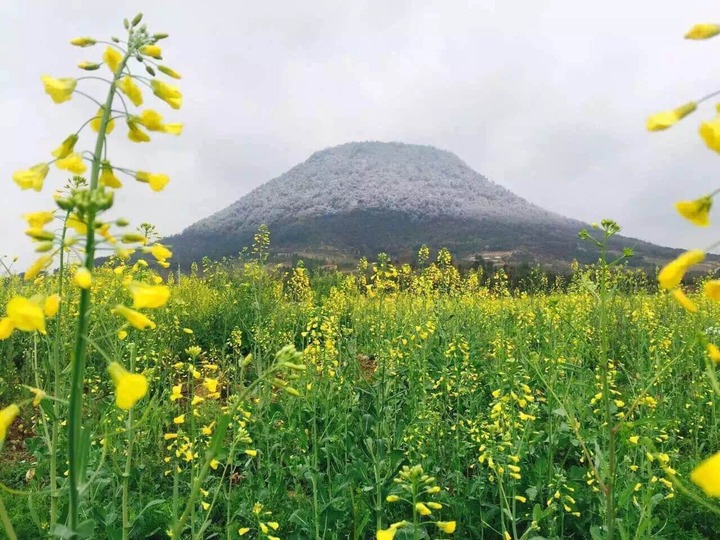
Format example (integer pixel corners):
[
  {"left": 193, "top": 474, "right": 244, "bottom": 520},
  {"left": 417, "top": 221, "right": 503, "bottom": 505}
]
[
  {"left": 707, "top": 344, "right": 720, "bottom": 364},
  {"left": 705, "top": 280, "right": 720, "bottom": 301},
  {"left": 6, "top": 296, "right": 46, "bottom": 334},
  {"left": 0, "top": 404, "right": 20, "bottom": 442},
  {"left": 117, "top": 76, "right": 143, "bottom": 106},
  {"left": 136, "top": 171, "right": 170, "bottom": 191},
  {"left": 27, "top": 387, "right": 46, "bottom": 407},
  {"left": 173, "top": 414, "right": 185, "bottom": 424},
  {"left": 203, "top": 378, "right": 219, "bottom": 394},
  {"left": 137, "top": 110, "right": 164, "bottom": 131},
  {"left": 386, "top": 495, "right": 400, "bottom": 502},
  {"left": 646, "top": 102, "right": 697, "bottom": 131},
  {"left": 377, "top": 528, "right": 396, "bottom": 540},
  {"left": 40, "top": 76, "right": 77, "bottom": 104},
  {"left": 170, "top": 384, "right": 183, "bottom": 401},
  {"left": 25, "top": 255, "right": 52, "bottom": 282},
  {"left": 51, "top": 134, "right": 79, "bottom": 159},
  {"left": 146, "top": 243, "right": 172, "bottom": 262},
  {"left": 671, "top": 289, "right": 697, "bottom": 313},
  {"left": 415, "top": 502, "right": 432, "bottom": 516},
  {"left": 23, "top": 211, "right": 54, "bottom": 228},
  {"left": 238, "top": 528, "right": 250, "bottom": 536},
  {"left": 127, "top": 121, "right": 151, "bottom": 143},
  {"left": 100, "top": 162, "right": 123, "bottom": 188},
  {"left": 127, "top": 281, "right": 170, "bottom": 309},
  {"left": 44, "top": 294, "right": 61, "bottom": 317},
  {"left": 0, "top": 318, "right": 15, "bottom": 340},
  {"left": 437, "top": 521, "right": 456, "bottom": 533},
  {"left": 685, "top": 24, "right": 720, "bottom": 40},
  {"left": 74, "top": 267, "right": 92, "bottom": 289},
  {"left": 90, "top": 107, "right": 116, "bottom": 134},
  {"left": 108, "top": 361, "right": 149, "bottom": 410},
  {"left": 161, "top": 123, "right": 183, "bottom": 135},
  {"left": 151, "top": 79, "right": 182, "bottom": 109},
  {"left": 66, "top": 214, "right": 88, "bottom": 235},
  {"left": 112, "top": 305, "right": 157, "bottom": 330},
  {"left": 629, "top": 435, "right": 640, "bottom": 444},
  {"left": 13, "top": 163, "right": 50, "bottom": 192},
  {"left": 699, "top": 116, "right": 720, "bottom": 153},
  {"left": 103, "top": 46, "right": 123, "bottom": 74},
  {"left": 691, "top": 451, "right": 720, "bottom": 497},
  {"left": 658, "top": 250, "right": 705, "bottom": 290},
  {"left": 55, "top": 153, "right": 87, "bottom": 174},
  {"left": 675, "top": 196, "right": 712, "bottom": 226},
  {"left": 140, "top": 45, "right": 162, "bottom": 58},
  {"left": 158, "top": 65, "right": 182, "bottom": 79}
]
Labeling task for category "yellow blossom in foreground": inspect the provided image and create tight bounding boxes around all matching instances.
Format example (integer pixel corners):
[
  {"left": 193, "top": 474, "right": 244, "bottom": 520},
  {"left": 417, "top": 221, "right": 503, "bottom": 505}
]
[
  {"left": 55, "top": 153, "right": 87, "bottom": 174},
  {"left": 140, "top": 45, "right": 162, "bottom": 58},
  {"left": 136, "top": 171, "right": 170, "bottom": 192},
  {"left": 44, "top": 294, "right": 61, "bottom": 318},
  {"left": 41, "top": 76, "right": 77, "bottom": 104},
  {"left": 23, "top": 211, "right": 54, "bottom": 228},
  {"left": 707, "top": 344, "right": 720, "bottom": 364},
  {"left": 151, "top": 79, "right": 182, "bottom": 109},
  {"left": 675, "top": 196, "right": 712, "bottom": 227},
  {"left": 108, "top": 362, "right": 148, "bottom": 410},
  {"left": 691, "top": 451, "right": 720, "bottom": 497},
  {"left": 51, "top": 134, "right": 79, "bottom": 159},
  {"left": 27, "top": 387, "right": 46, "bottom": 407},
  {"left": 6, "top": 296, "right": 46, "bottom": 334},
  {"left": 170, "top": 384, "right": 183, "bottom": 401},
  {"left": 437, "top": 521, "right": 456, "bottom": 533},
  {"left": 671, "top": 289, "right": 697, "bottom": 313},
  {"left": 100, "top": 162, "right": 123, "bottom": 188},
  {"left": 138, "top": 109, "right": 164, "bottom": 131},
  {"left": 91, "top": 107, "right": 116, "bottom": 134},
  {"left": 74, "top": 267, "right": 92, "bottom": 289},
  {"left": 646, "top": 102, "right": 697, "bottom": 131},
  {"left": 0, "top": 404, "right": 20, "bottom": 442},
  {"left": 103, "top": 46, "right": 123, "bottom": 74},
  {"left": 705, "top": 280, "right": 720, "bottom": 301},
  {"left": 158, "top": 65, "right": 182, "bottom": 79},
  {"left": 128, "top": 281, "right": 170, "bottom": 309},
  {"left": 0, "top": 318, "right": 15, "bottom": 340},
  {"left": 25, "top": 255, "right": 52, "bottom": 282},
  {"left": 66, "top": 214, "right": 88, "bottom": 235},
  {"left": 173, "top": 414, "right": 185, "bottom": 424},
  {"left": 146, "top": 243, "right": 172, "bottom": 262},
  {"left": 685, "top": 24, "right": 720, "bottom": 40},
  {"left": 117, "top": 76, "right": 143, "bottom": 106},
  {"left": 112, "top": 305, "right": 156, "bottom": 330},
  {"left": 13, "top": 163, "right": 49, "bottom": 192},
  {"left": 415, "top": 502, "right": 432, "bottom": 516},
  {"left": 127, "top": 121, "right": 151, "bottom": 143},
  {"left": 700, "top": 116, "right": 720, "bottom": 153},
  {"left": 70, "top": 36, "right": 96, "bottom": 47},
  {"left": 658, "top": 250, "right": 705, "bottom": 290},
  {"left": 203, "top": 378, "right": 219, "bottom": 394},
  {"left": 377, "top": 528, "right": 396, "bottom": 540}
]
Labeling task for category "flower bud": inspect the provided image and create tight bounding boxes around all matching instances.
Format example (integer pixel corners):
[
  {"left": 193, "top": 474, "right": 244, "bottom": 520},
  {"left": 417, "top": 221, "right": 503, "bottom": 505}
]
[
  {"left": 153, "top": 33, "right": 169, "bottom": 40},
  {"left": 78, "top": 62, "right": 101, "bottom": 71},
  {"left": 70, "top": 37, "right": 96, "bottom": 47},
  {"left": 35, "top": 242, "right": 55, "bottom": 253},
  {"left": 116, "top": 218, "right": 130, "bottom": 227},
  {"left": 131, "top": 13, "right": 143, "bottom": 26}
]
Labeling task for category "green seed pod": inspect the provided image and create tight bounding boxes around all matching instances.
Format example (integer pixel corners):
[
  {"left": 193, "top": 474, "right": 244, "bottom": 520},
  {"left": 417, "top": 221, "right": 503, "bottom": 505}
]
[
  {"left": 145, "top": 65, "right": 156, "bottom": 76},
  {"left": 284, "top": 386, "right": 301, "bottom": 397}
]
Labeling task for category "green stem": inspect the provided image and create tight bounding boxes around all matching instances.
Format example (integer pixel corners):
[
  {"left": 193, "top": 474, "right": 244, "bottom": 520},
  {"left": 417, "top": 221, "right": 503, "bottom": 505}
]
[
  {"left": 122, "top": 345, "right": 137, "bottom": 540},
  {"left": 0, "top": 494, "right": 17, "bottom": 540},
  {"left": 66, "top": 45, "right": 132, "bottom": 534}
]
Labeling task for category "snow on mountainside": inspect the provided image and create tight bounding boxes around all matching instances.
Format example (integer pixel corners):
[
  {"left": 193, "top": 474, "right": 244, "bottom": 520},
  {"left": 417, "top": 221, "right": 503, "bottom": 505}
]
[{"left": 186, "top": 141, "right": 580, "bottom": 235}]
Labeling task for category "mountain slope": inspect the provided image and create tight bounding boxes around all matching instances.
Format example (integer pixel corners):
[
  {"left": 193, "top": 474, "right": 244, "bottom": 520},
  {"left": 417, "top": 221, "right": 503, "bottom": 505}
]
[{"left": 166, "top": 141, "right": 691, "bottom": 268}]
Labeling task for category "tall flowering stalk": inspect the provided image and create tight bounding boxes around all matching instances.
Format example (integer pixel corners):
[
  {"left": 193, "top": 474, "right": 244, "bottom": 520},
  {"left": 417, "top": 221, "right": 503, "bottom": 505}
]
[
  {"left": 648, "top": 19, "right": 720, "bottom": 513},
  {"left": 2, "top": 13, "right": 182, "bottom": 536}
]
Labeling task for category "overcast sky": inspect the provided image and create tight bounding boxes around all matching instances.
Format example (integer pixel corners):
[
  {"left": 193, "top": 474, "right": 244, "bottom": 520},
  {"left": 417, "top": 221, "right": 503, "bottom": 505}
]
[{"left": 2, "top": 0, "right": 720, "bottom": 269}]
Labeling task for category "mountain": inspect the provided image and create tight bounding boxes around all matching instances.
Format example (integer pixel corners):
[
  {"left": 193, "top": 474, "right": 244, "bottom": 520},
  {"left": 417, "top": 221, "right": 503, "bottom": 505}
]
[{"left": 165, "top": 141, "right": 694, "bottom": 269}]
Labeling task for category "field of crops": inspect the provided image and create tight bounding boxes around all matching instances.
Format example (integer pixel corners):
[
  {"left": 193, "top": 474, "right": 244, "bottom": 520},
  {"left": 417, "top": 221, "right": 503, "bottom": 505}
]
[{"left": 1, "top": 241, "right": 720, "bottom": 539}]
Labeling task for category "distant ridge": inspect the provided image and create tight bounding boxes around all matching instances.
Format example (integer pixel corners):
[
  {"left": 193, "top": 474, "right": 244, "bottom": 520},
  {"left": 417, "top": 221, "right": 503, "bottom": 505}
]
[{"left": 166, "top": 141, "right": 692, "bottom": 268}]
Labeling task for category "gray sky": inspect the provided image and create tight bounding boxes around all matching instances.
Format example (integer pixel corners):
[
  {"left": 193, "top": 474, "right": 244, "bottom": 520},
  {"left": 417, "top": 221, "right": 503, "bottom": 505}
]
[{"left": 2, "top": 0, "right": 720, "bottom": 269}]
